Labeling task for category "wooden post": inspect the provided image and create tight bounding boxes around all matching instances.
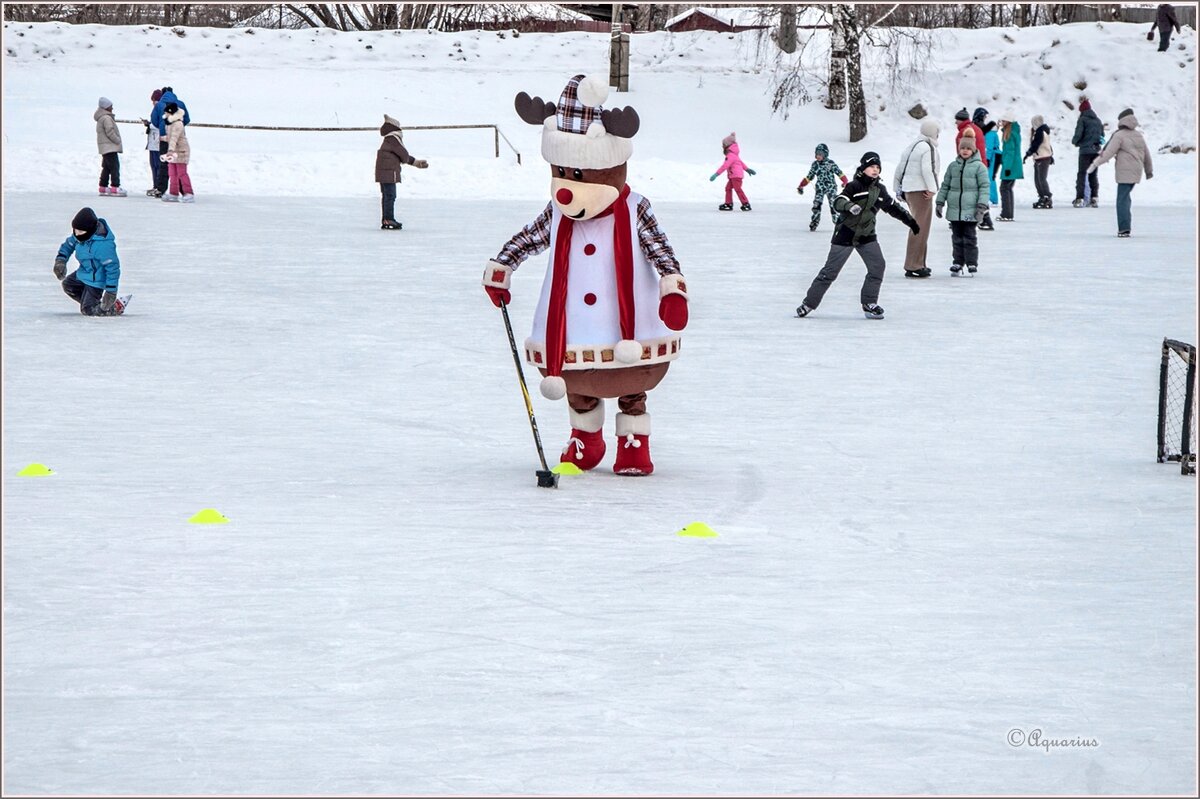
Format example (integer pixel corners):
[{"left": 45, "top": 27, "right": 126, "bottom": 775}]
[{"left": 609, "top": 4, "right": 629, "bottom": 92}]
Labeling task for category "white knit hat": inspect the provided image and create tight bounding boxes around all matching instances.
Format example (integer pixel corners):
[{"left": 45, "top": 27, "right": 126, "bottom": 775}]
[
  {"left": 540, "top": 74, "right": 632, "bottom": 169},
  {"left": 98, "top": 97, "right": 113, "bottom": 109}
]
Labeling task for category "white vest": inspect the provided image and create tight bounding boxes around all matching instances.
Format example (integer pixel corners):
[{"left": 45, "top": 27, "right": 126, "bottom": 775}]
[{"left": 525, "top": 190, "right": 681, "bottom": 371}]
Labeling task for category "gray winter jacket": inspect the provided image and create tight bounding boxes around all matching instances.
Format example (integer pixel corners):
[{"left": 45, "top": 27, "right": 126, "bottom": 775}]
[
  {"left": 95, "top": 107, "right": 122, "bottom": 155},
  {"left": 1072, "top": 109, "right": 1104, "bottom": 155},
  {"left": 1089, "top": 114, "right": 1153, "bottom": 184}
]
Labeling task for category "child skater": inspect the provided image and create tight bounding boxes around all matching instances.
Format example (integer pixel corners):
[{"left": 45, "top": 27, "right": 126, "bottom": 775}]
[
  {"left": 710, "top": 131, "right": 756, "bottom": 211},
  {"left": 935, "top": 129, "right": 991, "bottom": 277},
  {"left": 796, "top": 143, "right": 848, "bottom": 231},
  {"left": 52, "top": 207, "right": 129, "bottom": 316},
  {"left": 795, "top": 152, "right": 919, "bottom": 320}
]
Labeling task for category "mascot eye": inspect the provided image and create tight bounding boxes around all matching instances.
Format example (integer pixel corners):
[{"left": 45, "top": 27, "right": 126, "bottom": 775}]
[
  {"left": 573, "top": 168, "right": 583, "bottom": 180},
  {"left": 557, "top": 167, "right": 566, "bottom": 178}
]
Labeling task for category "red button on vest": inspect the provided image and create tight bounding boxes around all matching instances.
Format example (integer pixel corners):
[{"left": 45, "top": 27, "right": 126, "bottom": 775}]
[
  {"left": 583, "top": 243, "right": 596, "bottom": 256},
  {"left": 584, "top": 293, "right": 597, "bottom": 305}
]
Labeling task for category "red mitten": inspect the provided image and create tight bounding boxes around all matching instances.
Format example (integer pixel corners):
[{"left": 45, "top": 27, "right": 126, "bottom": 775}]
[
  {"left": 658, "top": 273, "right": 688, "bottom": 331},
  {"left": 840, "top": 175, "right": 848, "bottom": 186},
  {"left": 482, "top": 261, "right": 513, "bottom": 308}
]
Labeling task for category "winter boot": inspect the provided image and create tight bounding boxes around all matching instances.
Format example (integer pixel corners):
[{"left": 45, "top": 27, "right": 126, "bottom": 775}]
[
  {"left": 740, "top": 203, "right": 752, "bottom": 211},
  {"left": 612, "top": 413, "right": 653, "bottom": 476},
  {"left": 381, "top": 219, "right": 403, "bottom": 230},
  {"left": 1088, "top": 198, "right": 1099, "bottom": 208},
  {"left": 978, "top": 215, "right": 995, "bottom": 231},
  {"left": 98, "top": 185, "right": 108, "bottom": 196},
  {"left": 950, "top": 264, "right": 964, "bottom": 276},
  {"left": 1041, "top": 197, "right": 1052, "bottom": 209},
  {"left": 862, "top": 302, "right": 885, "bottom": 320},
  {"left": 146, "top": 188, "right": 163, "bottom": 198},
  {"left": 162, "top": 193, "right": 180, "bottom": 203},
  {"left": 1117, "top": 231, "right": 1131, "bottom": 238},
  {"left": 718, "top": 203, "right": 733, "bottom": 211},
  {"left": 795, "top": 302, "right": 814, "bottom": 318},
  {"left": 113, "top": 294, "right": 132, "bottom": 315},
  {"left": 560, "top": 404, "right": 606, "bottom": 471},
  {"left": 1032, "top": 197, "right": 1045, "bottom": 209},
  {"left": 109, "top": 186, "right": 128, "bottom": 197},
  {"left": 180, "top": 193, "right": 195, "bottom": 203},
  {"left": 904, "top": 268, "right": 932, "bottom": 278},
  {"left": 1072, "top": 198, "right": 1086, "bottom": 208},
  {"left": 966, "top": 264, "right": 978, "bottom": 275},
  {"left": 809, "top": 221, "right": 819, "bottom": 232}
]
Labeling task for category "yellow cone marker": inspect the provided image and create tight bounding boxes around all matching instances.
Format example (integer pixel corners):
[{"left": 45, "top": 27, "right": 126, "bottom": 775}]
[
  {"left": 677, "top": 522, "right": 718, "bottom": 538},
  {"left": 18, "top": 463, "right": 54, "bottom": 477},
  {"left": 551, "top": 462, "right": 584, "bottom": 476},
  {"left": 188, "top": 509, "right": 229, "bottom": 524}
]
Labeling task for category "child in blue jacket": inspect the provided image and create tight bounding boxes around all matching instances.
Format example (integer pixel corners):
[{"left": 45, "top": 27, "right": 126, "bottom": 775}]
[{"left": 53, "top": 207, "right": 128, "bottom": 316}]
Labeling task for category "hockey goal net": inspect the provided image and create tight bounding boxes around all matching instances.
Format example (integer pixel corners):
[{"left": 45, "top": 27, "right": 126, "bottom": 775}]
[{"left": 1158, "top": 338, "right": 1197, "bottom": 476}]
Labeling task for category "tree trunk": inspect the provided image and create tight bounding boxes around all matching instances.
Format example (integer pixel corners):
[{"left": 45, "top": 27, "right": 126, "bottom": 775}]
[
  {"left": 843, "top": 6, "right": 867, "bottom": 141},
  {"left": 826, "top": 4, "right": 847, "bottom": 110},
  {"left": 778, "top": 4, "right": 797, "bottom": 53}
]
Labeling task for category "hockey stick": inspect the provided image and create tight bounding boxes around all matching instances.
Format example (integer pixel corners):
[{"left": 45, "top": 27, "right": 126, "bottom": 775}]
[{"left": 499, "top": 300, "right": 559, "bottom": 489}]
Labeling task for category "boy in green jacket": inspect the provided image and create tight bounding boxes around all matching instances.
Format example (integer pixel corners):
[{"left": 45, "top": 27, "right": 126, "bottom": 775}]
[{"left": 935, "top": 129, "right": 991, "bottom": 276}]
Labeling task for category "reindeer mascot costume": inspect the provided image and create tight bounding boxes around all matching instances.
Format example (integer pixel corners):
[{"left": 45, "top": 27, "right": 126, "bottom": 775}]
[{"left": 483, "top": 74, "right": 689, "bottom": 476}]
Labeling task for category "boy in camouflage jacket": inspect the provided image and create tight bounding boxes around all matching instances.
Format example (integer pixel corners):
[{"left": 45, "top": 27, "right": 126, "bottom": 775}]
[{"left": 797, "top": 143, "right": 849, "bottom": 231}]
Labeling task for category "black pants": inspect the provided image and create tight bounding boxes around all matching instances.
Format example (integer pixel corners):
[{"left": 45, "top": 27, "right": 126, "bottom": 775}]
[
  {"left": 1033, "top": 159, "right": 1052, "bottom": 199},
  {"left": 155, "top": 141, "right": 170, "bottom": 193},
  {"left": 949, "top": 221, "right": 979, "bottom": 266},
  {"left": 149, "top": 149, "right": 161, "bottom": 187},
  {"left": 61, "top": 271, "right": 115, "bottom": 316},
  {"left": 1000, "top": 179, "right": 1016, "bottom": 219},
  {"left": 1158, "top": 27, "right": 1173, "bottom": 51},
  {"left": 99, "top": 152, "right": 121, "bottom": 188},
  {"left": 1075, "top": 153, "right": 1100, "bottom": 201},
  {"left": 380, "top": 182, "right": 397, "bottom": 221}
]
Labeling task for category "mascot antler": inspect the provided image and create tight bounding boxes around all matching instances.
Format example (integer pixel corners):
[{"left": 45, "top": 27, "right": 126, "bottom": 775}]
[
  {"left": 515, "top": 92, "right": 556, "bottom": 126},
  {"left": 601, "top": 106, "right": 640, "bottom": 139}
]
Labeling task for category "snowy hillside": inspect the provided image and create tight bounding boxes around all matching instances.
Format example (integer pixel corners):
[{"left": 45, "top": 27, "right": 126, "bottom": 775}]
[{"left": 1, "top": 18, "right": 1196, "bottom": 201}]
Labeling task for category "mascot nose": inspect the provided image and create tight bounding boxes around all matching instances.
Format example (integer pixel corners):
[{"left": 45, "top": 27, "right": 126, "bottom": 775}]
[{"left": 556, "top": 187, "right": 574, "bottom": 205}]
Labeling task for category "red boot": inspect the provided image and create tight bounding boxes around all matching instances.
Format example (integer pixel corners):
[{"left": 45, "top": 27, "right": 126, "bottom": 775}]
[
  {"left": 560, "top": 404, "right": 606, "bottom": 471},
  {"left": 612, "top": 412, "right": 653, "bottom": 476}
]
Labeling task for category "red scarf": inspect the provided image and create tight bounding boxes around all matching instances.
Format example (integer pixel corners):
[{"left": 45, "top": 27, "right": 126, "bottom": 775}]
[{"left": 544, "top": 184, "right": 634, "bottom": 377}]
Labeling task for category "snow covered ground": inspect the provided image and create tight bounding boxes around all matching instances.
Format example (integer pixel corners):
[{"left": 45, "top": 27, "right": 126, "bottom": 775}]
[{"left": 3, "top": 15, "right": 1198, "bottom": 797}]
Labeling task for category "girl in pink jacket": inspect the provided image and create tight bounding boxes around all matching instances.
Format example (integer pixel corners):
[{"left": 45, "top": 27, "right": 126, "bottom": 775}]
[{"left": 710, "top": 132, "right": 756, "bottom": 211}]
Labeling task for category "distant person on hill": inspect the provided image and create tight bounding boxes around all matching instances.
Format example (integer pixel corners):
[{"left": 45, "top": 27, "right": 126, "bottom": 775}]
[
  {"left": 1071, "top": 97, "right": 1104, "bottom": 207},
  {"left": 1153, "top": 3, "right": 1181, "bottom": 51},
  {"left": 797, "top": 142, "right": 848, "bottom": 232},
  {"left": 795, "top": 152, "right": 920, "bottom": 320},
  {"left": 710, "top": 132, "right": 756, "bottom": 211},
  {"left": 162, "top": 102, "right": 194, "bottom": 202},
  {"left": 94, "top": 97, "right": 125, "bottom": 197},
  {"left": 893, "top": 120, "right": 940, "bottom": 278},
  {"left": 974, "top": 107, "right": 1000, "bottom": 229},
  {"left": 1023, "top": 114, "right": 1055, "bottom": 209},
  {"left": 52, "top": 207, "right": 129, "bottom": 316},
  {"left": 149, "top": 86, "right": 189, "bottom": 197},
  {"left": 997, "top": 110, "right": 1023, "bottom": 221},
  {"left": 141, "top": 88, "right": 163, "bottom": 197},
  {"left": 935, "top": 129, "right": 990, "bottom": 277},
  {"left": 1087, "top": 108, "right": 1153, "bottom": 237},
  {"left": 375, "top": 114, "right": 429, "bottom": 230}
]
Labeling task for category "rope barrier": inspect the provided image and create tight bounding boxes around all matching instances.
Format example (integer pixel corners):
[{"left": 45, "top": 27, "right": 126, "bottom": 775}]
[{"left": 116, "top": 119, "right": 522, "bottom": 163}]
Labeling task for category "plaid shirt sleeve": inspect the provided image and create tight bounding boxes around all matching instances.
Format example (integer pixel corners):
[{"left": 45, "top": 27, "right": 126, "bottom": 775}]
[
  {"left": 493, "top": 203, "right": 553, "bottom": 270},
  {"left": 635, "top": 197, "right": 681, "bottom": 276}
]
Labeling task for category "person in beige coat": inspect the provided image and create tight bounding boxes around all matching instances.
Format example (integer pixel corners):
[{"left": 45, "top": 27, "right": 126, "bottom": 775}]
[
  {"left": 1087, "top": 108, "right": 1153, "bottom": 237},
  {"left": 162, "top": 102, "right": 194, "bottom": 203},
  {"left": 94, "top": 97, "right": 126, "bottom": 197}
]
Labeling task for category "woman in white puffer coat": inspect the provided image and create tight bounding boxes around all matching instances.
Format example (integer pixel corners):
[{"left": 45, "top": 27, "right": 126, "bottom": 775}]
[{"left": 893, "top": 119, "right": 941, "bottom": 278}]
